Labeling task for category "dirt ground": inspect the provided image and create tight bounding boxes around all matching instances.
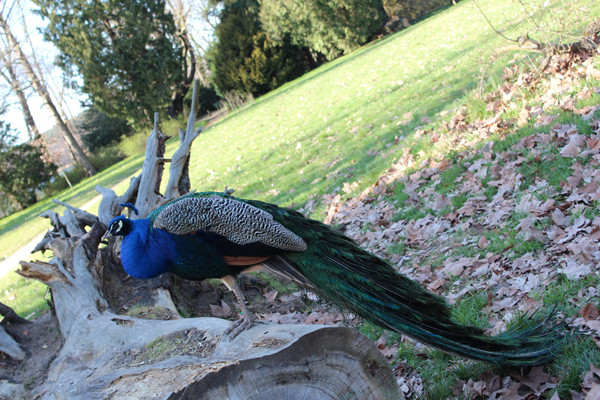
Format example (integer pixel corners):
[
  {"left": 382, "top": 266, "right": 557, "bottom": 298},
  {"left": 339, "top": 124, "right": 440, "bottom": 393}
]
[{"left": 0, "top": 311, "right": 62, "bottom": 390}]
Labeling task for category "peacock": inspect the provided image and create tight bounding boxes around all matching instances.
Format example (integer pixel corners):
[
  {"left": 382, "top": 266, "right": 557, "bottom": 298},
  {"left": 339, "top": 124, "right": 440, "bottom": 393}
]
[{"left": 103, "top": 191, "right": 562, "bottom": 366}]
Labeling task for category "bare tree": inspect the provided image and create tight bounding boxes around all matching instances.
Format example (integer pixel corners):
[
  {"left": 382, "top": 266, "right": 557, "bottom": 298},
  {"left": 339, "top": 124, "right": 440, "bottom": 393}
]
[
  {"left": 0, "top": 4, "right": 96, "bottom": 176},
  {"left": 0, "top": 48, "right": 39, "bottom": 143},
  {"left": 168, "top": 0, "right": 216, "bottom": 87},
  {"left": 164, "top": 0, "right": 197, "bottom": 118}
]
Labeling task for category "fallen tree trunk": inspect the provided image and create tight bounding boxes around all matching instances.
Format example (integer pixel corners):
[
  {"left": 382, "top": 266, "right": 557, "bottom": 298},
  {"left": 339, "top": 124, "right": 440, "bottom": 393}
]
[{"left": 9, "top": 80, "right": 402, "bottom": 399}]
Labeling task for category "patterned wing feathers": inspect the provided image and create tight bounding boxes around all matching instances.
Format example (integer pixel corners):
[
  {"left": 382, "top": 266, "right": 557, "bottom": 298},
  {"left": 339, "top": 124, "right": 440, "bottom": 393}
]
[{"left": 152, "top": 195, "right": 307, "bottom": 252}]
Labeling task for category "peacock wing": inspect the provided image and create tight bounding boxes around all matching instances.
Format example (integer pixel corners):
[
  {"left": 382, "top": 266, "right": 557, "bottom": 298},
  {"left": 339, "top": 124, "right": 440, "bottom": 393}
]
[{"left": 151, "top": 194, "right": 307, "bottom": 252}]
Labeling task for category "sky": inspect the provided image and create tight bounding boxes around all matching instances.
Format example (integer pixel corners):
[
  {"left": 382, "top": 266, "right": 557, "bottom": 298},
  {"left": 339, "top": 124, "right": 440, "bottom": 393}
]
[{"left": 1, "top": 0, "right": 85, "bottom": 143}]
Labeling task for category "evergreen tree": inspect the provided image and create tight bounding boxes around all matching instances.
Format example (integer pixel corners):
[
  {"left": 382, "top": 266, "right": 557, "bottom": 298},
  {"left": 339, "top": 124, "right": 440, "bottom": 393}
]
[
  {"left": 0, "top": 118, "right": 56, "bottom": 210},
  {"left": 34, "top": 0, "right": 189, "bottom": 128},
  {"left": 207, "top": 1, "right": 308, "bottom": 96},
  {"left": 259, "top": 0, "right": 385, "bottom": 61},
  {"left": 78, "top": 107, "right": 132, "bottom": 152}
]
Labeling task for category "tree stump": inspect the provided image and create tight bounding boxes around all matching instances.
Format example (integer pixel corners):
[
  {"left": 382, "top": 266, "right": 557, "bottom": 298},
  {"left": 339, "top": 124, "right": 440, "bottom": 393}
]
[{"left": 9, "top": 80, "right": 402, "bottom": 399}]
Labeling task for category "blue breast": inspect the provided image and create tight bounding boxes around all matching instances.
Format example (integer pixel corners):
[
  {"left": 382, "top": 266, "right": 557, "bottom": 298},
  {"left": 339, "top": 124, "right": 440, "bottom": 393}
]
[{"left": 120, "top": 219, "right": 177, "bottom": 279}]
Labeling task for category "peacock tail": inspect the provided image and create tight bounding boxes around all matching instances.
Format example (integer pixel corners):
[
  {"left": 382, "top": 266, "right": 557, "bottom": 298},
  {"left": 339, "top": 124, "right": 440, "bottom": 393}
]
[{"left": 238, "top": 195, "right": 563, "bottom": 366}]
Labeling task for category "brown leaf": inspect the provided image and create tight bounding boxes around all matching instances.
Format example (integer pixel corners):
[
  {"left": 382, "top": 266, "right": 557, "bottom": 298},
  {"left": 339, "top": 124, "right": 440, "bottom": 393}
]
[
  {"left": 429, "top": 159, "right": 450, "bottom": 171},
  {"left": 490, "top": 382, "right": 526, "bottom": 400},
  {"left": 582, "top": 364, "right": 600, "bottom": 391},
  {"left": 442, "top": 257, "right": 472, "bottom": 276},
  {"left": 560, "top": 141, "right": 581, "bottom": 158},
  {"left": 478, "top": 235, "right": 488, "bottom": 248},
  {"left": 580, "top": 304, "right": 600, "bottom": 322},
  {"left": 578, "top": 105, "right": 600, "bottom": 120},
  {"left": 551, "top": 208, "right": 568, "bottom": 227},
  {"left": 257, "top": 312, "right": 282, "bottom": 323},
  {"left": 511, "top": 365, "right": 556, "bottom": 395},
  {"left": 553, "top": 123, "right": 579, "bottom": 137},
  {"left": 535, "top": 114, "right": 559, "bottom": 128},
  {"left": 588, "top": 138, "right": 600, "bottom": 150},
  {"left": 560, "top": 261, "right": 592, "bottom": 279},
  {"left": 427, "top": 279, "right": 446, "bottom": 291},
  {"left": 264, "top": 290, "right": 278, "bottom": 304},
  {"left": 210, "top": 300, "right": 232, "bottom": 318},
  {"left": 587, "top": 384, "right": 600, "bottom": 400},
  {"left": 518, "top": 106, "right": 531, "bottom": 127},
  {"left": 305, "top": 311, "right": 340, "bottom": 325},
  {"left": 278, "top": 311, "right": 305, "bottom": 324}
]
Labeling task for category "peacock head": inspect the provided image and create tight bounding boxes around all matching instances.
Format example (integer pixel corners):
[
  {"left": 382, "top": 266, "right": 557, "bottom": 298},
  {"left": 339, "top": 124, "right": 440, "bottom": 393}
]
[{"left": 103, "top": 216, "right": 132, "bottom": 240}]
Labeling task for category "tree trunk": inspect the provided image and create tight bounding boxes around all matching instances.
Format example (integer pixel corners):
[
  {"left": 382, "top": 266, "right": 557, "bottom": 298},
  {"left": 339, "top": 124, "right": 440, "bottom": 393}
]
[
  {"left": 0, "top": 54, "right": 38, "bottom": 142},
  {"left": 167, "top": 1, "right": 197, "bottom": 119},
  {"left": 8, "top": 79, "right": 401, "bottom": 399},
  {"left": 0, "top": 47, "right": 54, "bottom": 163},
  {"left": 0, "top": 13, "right": 97, "bottom": 176}
]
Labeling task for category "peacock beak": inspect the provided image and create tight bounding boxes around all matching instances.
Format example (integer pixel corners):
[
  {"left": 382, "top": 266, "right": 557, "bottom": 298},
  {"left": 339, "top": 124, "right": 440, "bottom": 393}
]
[{"left": 101, "top": 230, "right": 112, "bottom": 242}]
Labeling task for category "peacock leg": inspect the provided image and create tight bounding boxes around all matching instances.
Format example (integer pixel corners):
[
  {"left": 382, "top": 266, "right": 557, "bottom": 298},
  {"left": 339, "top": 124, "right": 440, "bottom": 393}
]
[{"left": 221, "top": 275, "right": 255, "bottom": 338}]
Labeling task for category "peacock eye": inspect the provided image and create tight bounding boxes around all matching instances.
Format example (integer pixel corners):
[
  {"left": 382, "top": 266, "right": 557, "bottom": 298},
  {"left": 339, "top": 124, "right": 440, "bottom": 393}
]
[{"left": 112, "top": 220, "right": 123, "bottom": 234}]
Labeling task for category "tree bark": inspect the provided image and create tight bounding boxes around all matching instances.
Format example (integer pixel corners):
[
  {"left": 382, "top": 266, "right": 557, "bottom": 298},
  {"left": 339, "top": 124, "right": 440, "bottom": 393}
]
[
  {"left": 0, "top": 46, "right": 54, "bottom": 164},
  {"left": 0, "top": 12, "right": 97, "bottom": 176},
  {"left": 11, "top": 79, "right": 401, "bottom": 399},
  {"left": 0, "top": 53, "right": 39, "bottom": 142},
  {"left": 167, "top": 0, "right": 197, "bottom": 119}
]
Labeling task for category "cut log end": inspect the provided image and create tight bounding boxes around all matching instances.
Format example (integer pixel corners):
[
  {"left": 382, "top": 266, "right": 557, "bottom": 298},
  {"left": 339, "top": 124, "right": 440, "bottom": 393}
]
[{"left": 167, "top": 327, "right": 403, "bottom": 400}]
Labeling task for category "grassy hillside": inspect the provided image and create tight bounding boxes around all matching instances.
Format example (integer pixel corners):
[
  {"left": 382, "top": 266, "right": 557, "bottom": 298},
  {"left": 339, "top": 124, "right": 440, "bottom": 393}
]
[
  {"left": 180, "top": 0, "right": 598, "bottom": 210},
  {"left": 1, "top": 0, "right": 599, "bottom": 396}
]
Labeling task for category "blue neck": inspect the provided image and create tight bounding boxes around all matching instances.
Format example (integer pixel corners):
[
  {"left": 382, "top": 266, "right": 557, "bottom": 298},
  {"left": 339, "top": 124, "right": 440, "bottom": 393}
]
[{"left": 120, "top": 219, "right": 176, "bottom": 279}]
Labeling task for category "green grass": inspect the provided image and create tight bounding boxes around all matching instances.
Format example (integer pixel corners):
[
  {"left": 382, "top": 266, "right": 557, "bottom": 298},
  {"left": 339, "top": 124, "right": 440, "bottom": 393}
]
[
  {"left": 0, "top": 272, "right": 49, "bottom": 320},
  {"left": 550, "top": 336, "right": 600, "bottom": 397},
  {"left": 181, "top": 0, "right": 599, "bottom": 208}
]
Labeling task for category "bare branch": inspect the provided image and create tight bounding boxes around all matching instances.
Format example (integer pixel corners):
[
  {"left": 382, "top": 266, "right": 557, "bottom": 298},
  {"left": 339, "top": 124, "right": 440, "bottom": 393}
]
[
  {"left": 0, "top": 301, "right": 30, "bottom": 325},
  {"left": 164, "top": 79, "right": 203, "bottom": 200},
  {"left": 471, "top": 0, "right": 517, "bottom": 43}
]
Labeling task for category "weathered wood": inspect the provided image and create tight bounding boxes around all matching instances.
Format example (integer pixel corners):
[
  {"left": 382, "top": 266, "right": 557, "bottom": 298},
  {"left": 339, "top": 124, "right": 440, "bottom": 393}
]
[
  {"left": 96, "top": 174, "right": 141, "bottom": 226},
  {"left": 170, "top": 327, "right": 402, "bottom": 400},
  {"left": 0, "top": 326, "right": 25, "bottom": 361},
  {"left": 164, "top": 79, "right": 203, "bottom": 200},
  {"left": 135, "top": 113, "right": 170, "bottom": 218}
]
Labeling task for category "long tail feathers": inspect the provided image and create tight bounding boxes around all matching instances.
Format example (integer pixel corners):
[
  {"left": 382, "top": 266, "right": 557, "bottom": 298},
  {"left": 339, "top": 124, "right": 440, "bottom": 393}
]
[
  {"left": 249, "top": 199, "right": 563, "bottom": 366},
  {"left": 280, "top": 235, "right": 562, "bottom": 366}
]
